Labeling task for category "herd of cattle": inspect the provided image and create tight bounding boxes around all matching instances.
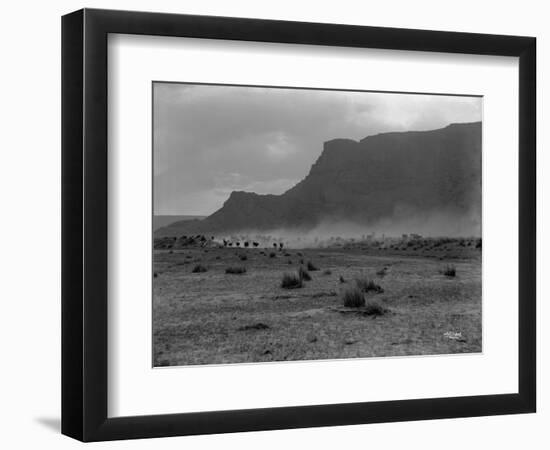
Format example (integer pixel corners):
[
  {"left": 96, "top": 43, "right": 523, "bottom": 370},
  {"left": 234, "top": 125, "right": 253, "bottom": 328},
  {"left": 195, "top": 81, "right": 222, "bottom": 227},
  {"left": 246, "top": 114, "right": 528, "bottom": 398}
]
[{"left": 153, "top": 234, "right": 286, "bottom": 251}]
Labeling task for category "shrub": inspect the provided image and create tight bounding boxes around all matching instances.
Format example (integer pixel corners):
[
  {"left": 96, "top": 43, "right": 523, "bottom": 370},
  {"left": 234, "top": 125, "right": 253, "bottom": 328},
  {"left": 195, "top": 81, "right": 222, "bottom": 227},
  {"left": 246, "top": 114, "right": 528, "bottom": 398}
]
[
  {"left": 342, "top": 288, "right": 365, "bottom": 308},
  {"left": 339, "top": 275, "right": 346, "bottom": 283},
  {"left": 298, "top": 266, "right": 312, "bottom": 281},
  {"left": 376, "top": 267, "right": 388, "bottom": 277},
  {"left": 323, "top": 269, "right": 332, "bottom": 275},
  {"left": 239, "top": 254, "right": 248, "bottom": 261},
  {"left": 225, "top": 266, "right": 246, "bottom": 274},
  {"left": 281, "top": 273, "right": 303, "bottom": 289},
  {"left": 364, "top": 301, "right": 387, "bottom": 316},
  {"left": 238, "top": 323, "right": 269, "bottom": 331},
  {"left": 153, "top": 272, "right": 158, "bottom": 278},
  {"left": 269, "top": 252, "right": 276, "bottom": 258},
  {"left": 442, "top": 264, "right": 456, "bottom": 277},
  {"left": 192, "top": 264, "right": 207, "bottom": 273},
  {"left": 355, "top": 278, "right": 384, "bottom": 293},
  {"left": 307, "top": 261, "right": 319, "bottom": 271}
]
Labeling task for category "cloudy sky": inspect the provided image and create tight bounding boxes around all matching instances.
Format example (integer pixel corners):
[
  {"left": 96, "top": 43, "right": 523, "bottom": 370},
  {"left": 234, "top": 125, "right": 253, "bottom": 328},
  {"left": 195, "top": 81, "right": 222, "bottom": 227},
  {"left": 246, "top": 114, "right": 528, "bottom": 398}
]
[{"left": 153, "top": 83, "right": 481, "bottom": 216}]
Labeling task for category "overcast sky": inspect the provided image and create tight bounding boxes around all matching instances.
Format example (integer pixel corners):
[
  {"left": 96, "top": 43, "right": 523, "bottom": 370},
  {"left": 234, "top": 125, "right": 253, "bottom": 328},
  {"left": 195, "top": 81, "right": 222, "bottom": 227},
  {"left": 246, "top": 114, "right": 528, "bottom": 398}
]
[{"left": 153, "top": 83, "right": 481, "bottom": 216}]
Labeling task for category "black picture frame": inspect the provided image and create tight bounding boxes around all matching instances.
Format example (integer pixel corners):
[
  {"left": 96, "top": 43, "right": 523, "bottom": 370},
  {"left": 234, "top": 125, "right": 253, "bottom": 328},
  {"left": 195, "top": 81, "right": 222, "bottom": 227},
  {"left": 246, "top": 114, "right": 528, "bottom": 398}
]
[{"left": 61, "top": 8, "right": 536, "bottom": 442}]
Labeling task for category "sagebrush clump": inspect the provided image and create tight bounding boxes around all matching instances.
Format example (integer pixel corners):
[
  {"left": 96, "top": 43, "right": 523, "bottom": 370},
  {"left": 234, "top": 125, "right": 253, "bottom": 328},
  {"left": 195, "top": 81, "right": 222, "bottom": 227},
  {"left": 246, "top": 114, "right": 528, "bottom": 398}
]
[
  {"left": 281, "top": 272, "right": 303, "bottom": 289},
  {"left": 307, "top": 261, "right": 319, "bottom": 271},
  {"left": 298, "top": 266, "right": 312, "bottom": 281},
  {"left": 342, "top": 287, "right": 365, "bottom": 308},
  {"left": 355, "top": 278, "right": 384, "bottom": 293},
  {"left": 226, "top": 266, "right": 246, "bottom": 274},
  {"left": 192, "top": 264, "right": 207, "bottom": 273},
  {"left": 442, "top": 264, "right": 456, "bottom": 277},
  {"left": 364, "top": 301, "right": 387, "bottom": 316}
]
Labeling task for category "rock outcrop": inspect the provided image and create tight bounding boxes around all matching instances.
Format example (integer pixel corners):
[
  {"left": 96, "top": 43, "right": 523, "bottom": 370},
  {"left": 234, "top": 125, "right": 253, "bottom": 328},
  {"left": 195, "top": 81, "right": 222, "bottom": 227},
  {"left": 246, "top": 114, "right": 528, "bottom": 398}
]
[{"left": 155, "top": 122, "right": 481, "bottom": 236}]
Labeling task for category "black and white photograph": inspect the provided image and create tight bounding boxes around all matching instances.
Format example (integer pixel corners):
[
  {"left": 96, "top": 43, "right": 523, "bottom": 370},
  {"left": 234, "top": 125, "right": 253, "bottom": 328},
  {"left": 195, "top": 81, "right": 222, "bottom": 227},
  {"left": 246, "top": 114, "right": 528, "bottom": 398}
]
[
  {"left": 0, "top": 0, "right": 543, "bottom": 446},
  {"left": 152, "top": 83, "right": 483, "bottom": 367}
]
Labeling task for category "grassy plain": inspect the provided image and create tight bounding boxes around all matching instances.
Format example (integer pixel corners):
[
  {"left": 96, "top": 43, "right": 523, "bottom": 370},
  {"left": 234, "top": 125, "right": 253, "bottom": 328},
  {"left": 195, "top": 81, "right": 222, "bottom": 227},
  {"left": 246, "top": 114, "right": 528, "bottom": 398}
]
[{"left": 153, "top": 239, "right": 481, "bottom": 366}]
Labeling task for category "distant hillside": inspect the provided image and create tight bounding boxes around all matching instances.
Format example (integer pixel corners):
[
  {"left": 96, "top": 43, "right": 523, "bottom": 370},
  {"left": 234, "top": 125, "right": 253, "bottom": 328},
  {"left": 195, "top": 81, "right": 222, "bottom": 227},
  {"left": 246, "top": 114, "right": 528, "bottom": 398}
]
[
  {"left": 154, "top": 215, "right": 206, "bottom": 235},
  {"left": 159, "top": 122, "right": 481, "bottom": 236}
]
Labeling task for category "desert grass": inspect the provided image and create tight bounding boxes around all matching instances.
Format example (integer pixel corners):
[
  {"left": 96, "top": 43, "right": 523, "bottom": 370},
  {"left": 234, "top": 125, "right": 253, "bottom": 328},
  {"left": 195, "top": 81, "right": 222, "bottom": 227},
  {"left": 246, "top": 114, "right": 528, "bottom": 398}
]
[
  {"left": 281, "top": 272, "right": 303, "bottom": 289},
  {"left": 191, "top": 264, "right": 207, "bottom": 273},
  {"left": 238, "top": 323, "right": 269, "bottom": 331},
  {"left": 363, "top": 301, "right": 387, "bottom": 316},
  {"left": 442, "top": 264, "right": 457, "bottom": 277},
  {"left": 226, "top": 266, "right": 247, "bottom": 274},
  {"left": 355, "top": 277, "right": 384, "bottom": 293},
  {"left": 342, "top": 287, "right": 365, "bottom": 308},
  {"left": 298, "top": 266, "right": 312, "bottom": 281},
  {"left": 153, "top": 245, "right": 481, "bottom": 366},
  {"left": 307, "top": 261, "right": 319, "bottom": 271}
]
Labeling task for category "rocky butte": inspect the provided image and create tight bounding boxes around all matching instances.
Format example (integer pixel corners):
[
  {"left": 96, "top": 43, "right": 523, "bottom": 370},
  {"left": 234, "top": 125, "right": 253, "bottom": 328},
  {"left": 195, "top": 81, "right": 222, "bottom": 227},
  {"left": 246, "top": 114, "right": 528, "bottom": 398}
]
[{"left": 156, "top": 122, "right": 481, "bottom": 237}]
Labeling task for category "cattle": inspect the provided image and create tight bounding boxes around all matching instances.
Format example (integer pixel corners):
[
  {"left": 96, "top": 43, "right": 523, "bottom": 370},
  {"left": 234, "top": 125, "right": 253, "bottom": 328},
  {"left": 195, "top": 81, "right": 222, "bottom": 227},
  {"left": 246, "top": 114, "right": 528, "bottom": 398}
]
[{"left": 252, "top": 242, "right": 259, "bottom": 247}]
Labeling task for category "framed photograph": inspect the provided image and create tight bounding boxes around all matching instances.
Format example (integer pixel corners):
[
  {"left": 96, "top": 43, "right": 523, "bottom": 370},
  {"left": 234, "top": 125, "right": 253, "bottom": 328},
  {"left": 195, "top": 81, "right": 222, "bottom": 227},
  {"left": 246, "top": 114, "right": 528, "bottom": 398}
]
[{"left": 62, "top": 8, "right": 536, "bottom": 442}]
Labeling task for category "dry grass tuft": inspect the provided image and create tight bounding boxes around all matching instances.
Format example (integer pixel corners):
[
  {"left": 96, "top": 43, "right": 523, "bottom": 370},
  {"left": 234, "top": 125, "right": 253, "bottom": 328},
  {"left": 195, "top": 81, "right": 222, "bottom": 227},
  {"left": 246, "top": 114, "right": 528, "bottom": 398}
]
[
  {"left": 355, "top": 278, "right": 384, "bottom": 293},
  {"left": 363, "top": 301, "right": 387, "bottom": 316},
  {"left": 226, "top": 266, "right": 246, "bottom": 274},
  {"left": 281, "top": 272, "right": 303, "bottom": 289},
  {"left": 191, "top": 264, "right": 207, "bottom": 273},
  {"left": 342, "top": 287, "right": 365, "bottom": 308},
  {"left": 307, "top": 261, "right": 319, "bottom": 271},
  {"left": 238, "top": 323, "right": 269, "bottom": 331},
  {"left": 442, "top": 265, "right": 456, "bottom": 277},
  {"left": 298, "top": 266, "right": 312, "bottom": 281}
]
